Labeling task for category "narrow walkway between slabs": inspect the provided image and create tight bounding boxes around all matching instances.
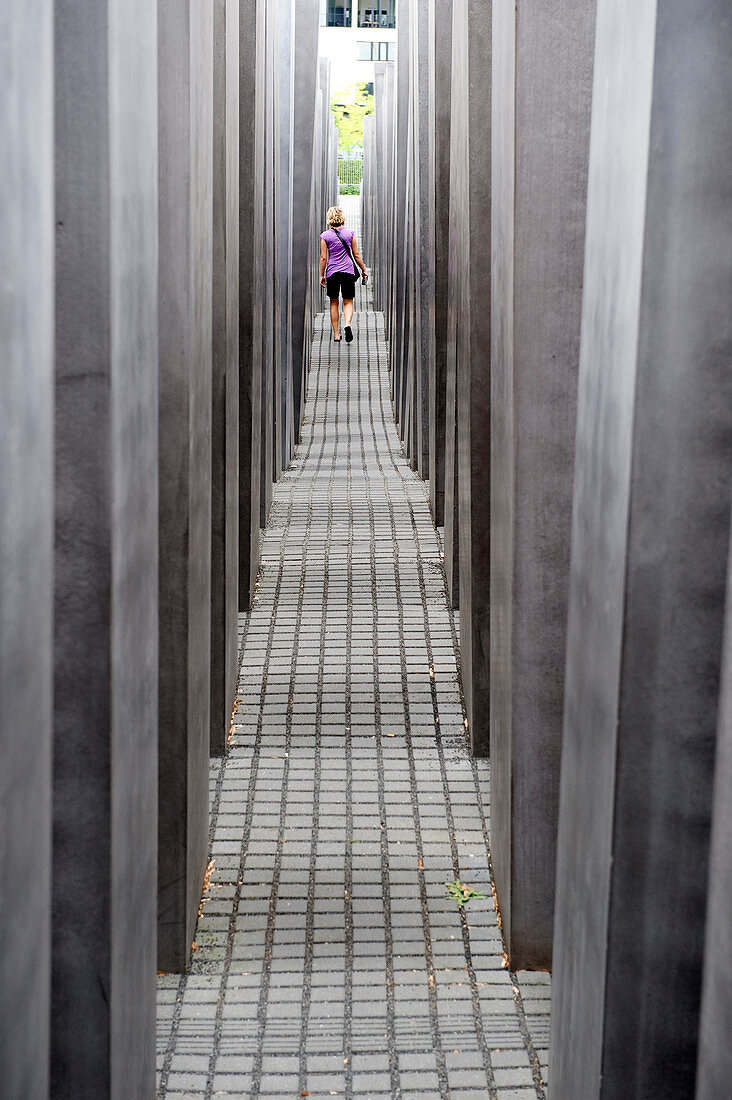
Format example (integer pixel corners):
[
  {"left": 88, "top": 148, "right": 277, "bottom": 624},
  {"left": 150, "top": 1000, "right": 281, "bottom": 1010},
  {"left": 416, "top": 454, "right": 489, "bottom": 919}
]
[{"left": 157, "top": 198, "right": 551, "bottom": 1100}]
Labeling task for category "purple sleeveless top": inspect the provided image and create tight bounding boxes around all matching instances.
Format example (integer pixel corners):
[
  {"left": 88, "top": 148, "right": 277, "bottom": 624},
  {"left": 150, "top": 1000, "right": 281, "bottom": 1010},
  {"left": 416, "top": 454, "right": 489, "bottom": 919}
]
[{"left": 321, "top": 227, "right": 356, "bottom": 278}]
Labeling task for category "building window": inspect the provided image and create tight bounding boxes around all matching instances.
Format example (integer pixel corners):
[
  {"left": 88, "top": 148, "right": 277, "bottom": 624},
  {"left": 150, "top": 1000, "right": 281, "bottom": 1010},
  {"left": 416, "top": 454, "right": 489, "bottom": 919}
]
[
  {"left": 356, "top": 40, "right": 397, "bottom": 61},
  {"left": 321, "top": 0, "right": 352, "bottom": 27},
  {"left": 357, "top": 0, "right": 396, "bottom": 29}
]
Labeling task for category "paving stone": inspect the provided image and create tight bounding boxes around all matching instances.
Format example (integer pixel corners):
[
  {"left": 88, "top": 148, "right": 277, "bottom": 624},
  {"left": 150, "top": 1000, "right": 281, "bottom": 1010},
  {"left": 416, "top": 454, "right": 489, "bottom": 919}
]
[{"left": 156, "top": 198, "right": 548, "bottom": 1098}]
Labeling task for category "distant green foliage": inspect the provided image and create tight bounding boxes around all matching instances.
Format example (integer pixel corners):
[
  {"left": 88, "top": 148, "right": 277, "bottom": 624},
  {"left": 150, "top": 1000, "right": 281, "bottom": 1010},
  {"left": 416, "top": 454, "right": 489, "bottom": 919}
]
[
  {"left": 331, "top": 82, "right": 374, "bottom": 154},
  {"left": 338, "top": 183, "right": 361, "bottom": 195}
]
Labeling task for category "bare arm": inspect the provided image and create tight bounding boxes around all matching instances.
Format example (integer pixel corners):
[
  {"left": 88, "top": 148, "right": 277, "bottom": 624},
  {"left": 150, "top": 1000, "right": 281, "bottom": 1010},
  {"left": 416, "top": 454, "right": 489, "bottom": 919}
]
[
  {"left": 319, "top": 239, "right": 327, "bottom": 286},
  {"left": 351, "top": 234, "right": 368, "bottom": 280}
]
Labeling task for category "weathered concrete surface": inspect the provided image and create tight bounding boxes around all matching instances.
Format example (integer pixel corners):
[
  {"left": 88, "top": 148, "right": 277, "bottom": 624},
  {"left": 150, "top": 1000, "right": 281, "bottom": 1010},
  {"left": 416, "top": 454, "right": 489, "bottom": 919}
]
[
  {"left": 414, "top": 0, "right": 434, "bottom": 481},
  {"left": 271, "top": 0, "right": 285, "bottom": 482},
  {"left": 377, "top": 62, "right": 391, "bottom": 315},
  {"left": 446, "top": 0, "right": 492, "bottom": 726},
  {"left": 260, "top": 0, "right": 275, "bottom": 528},
  {"left": 551, "top": 1, "right": 732, "bottom": 1095},
  {"left": 368, "top": 65, "right": 387, "bottom": 310},
  {"left": 428, "top": 0, "right": 452, "bottom": 526},
  {"left": 157, "top": 0, "right": 213, "bottom": 973},
  {"left": 289, "top": 0, "right": 319, "bottom": 445},
  {"left": 239, "top": 0, "right": 265, "bottom": 609},
  {"left": 53, "top": 0, "right": 159, "bottom": 1090},
  {"left": 489, "top": 0, "right": 596, "bottom": 968},
  {"left": 391, "top": 6, "right": 411, "bottom": 435},
  {"left": 697, "top": 532, "right": 732, "bottom": 1099},
  {"left": 442, "top": 0, "right": 469, "bottom": 617},
  {"left": 0, "top": 4, "right": 53, "bottom": 1096},
  {"left": 211, "top": 0, "right": 240, "bottom": 755},
  {"left": 277, "top": 0, "right": 296, "bottom": 473},
  {"left": 303, "top": 58, "right": 336, "bottom": 408},
  {"left": 397, "top": 47, "right": 416, "bottom": 465}
]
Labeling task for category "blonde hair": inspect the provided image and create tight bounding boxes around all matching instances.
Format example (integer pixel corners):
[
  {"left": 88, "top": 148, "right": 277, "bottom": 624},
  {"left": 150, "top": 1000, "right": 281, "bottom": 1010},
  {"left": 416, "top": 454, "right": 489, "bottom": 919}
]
[{"left": 326, "top": 206, "right": 345, "bottom": 229}]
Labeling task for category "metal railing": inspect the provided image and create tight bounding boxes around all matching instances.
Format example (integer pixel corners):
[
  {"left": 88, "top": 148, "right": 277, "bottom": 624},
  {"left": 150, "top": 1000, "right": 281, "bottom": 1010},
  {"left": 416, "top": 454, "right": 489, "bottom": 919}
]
[{"left": 337, "top": 156, "right": 364, "bottom": 194}]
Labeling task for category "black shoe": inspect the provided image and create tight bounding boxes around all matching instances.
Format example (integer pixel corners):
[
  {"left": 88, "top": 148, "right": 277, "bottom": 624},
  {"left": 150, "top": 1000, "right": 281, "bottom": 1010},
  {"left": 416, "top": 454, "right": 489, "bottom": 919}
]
[
  {"left": 344, "top": 325, "right": 353, "bottom": 343},
  {"left": 333, "top": 334, "right": 341, "bottom": 342}
]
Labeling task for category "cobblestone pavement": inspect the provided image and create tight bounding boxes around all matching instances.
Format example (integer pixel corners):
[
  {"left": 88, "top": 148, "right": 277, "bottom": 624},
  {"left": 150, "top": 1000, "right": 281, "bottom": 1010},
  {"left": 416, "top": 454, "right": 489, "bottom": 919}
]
[{"left": 157, "top": 206, "right": 550, "bottom": 1098}]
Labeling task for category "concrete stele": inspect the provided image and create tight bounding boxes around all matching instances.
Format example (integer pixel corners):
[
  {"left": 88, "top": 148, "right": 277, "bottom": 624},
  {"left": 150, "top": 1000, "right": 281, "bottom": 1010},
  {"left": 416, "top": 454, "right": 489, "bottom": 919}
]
[
  {"left": 0, "top": 2, "right": 54, "bottom": 1095},
  {"left": 489, "top": 0, "right": 596, "bottom": 968},
  {"left": 53, "top": 0, "right": 159, "bottom": 1088},
  {"left": 157, "top": 0, "right": 214, "bottom": 973},
  {"left": 551, "top": 0, "right": 732, "bottom": 1093},
  {"left": 211, "top": 0, "right": 240, "bottom": 755}
]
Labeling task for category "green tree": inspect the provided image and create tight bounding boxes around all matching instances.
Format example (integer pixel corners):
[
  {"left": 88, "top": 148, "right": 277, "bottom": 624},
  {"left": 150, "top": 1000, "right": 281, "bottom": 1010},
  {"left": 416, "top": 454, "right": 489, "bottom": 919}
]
[{"left": 331, "top": 82, "right": 374, "bottom": 154}]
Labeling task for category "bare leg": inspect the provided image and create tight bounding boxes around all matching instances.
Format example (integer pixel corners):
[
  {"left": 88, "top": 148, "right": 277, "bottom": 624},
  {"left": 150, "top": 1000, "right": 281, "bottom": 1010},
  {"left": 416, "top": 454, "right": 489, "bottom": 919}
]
[
  {"left": 330, "top": 297, "right": 341, "bottom": 338},
  {"left": 343, "top": 298, "right": 354, "bottom": 327}
]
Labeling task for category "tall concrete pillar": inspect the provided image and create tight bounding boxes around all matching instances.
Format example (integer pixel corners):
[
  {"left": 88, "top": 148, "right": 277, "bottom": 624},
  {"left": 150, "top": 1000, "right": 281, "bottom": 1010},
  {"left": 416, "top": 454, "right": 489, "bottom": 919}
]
[
  {"left": 397, "top": 34, "right": 417, "bottom": 461},
  {"left": 0, "top": 4, "right": 53, "bottom": 1096},
  {"left": 260, "top": 0, "right": 275, "bottom": 527},
  {"left": 374, "top": 62, "right": 395, "bottom": 319},
  {"left": 318, "top": 58, "right": 332, "bottom": 226},
  {"left": 697, "top": 530, "right": 732, "bottom": 1098},
  {"left": 53, "top": 0, "right": 159, "bottom": 1089},
  {"left": 362, "top": 114, "right": 375, "bottom": 271},
  {"left": 157, "top": 0, "right": 214, "bottom": 973},
  {"left": 442, "top": 0, "right": 468, "bottom": 614},
  {"left": 271, "top": 0, "right": 285, "bottom": 482},
  {"left": 385, "top": 63, "right": 396, "bottom": 319},
  {"left": 387, "top": 64, "right": 398, "bottom": 345},
  {"left": 371, "top": 65, "right": 387, "bottom": 309},
  {"left": 289, "top": 0, "right": 319, "bottom": 442},
  {"left": 239, "top": 0, "right": 265, "bottom": 609},
  {"left": 211, "top": 0, "right": 240, "bottom": 756},
  {"left": 489, "top": 0, "right": 596, "bottom": 968},
  {"left": 550, "top": 2, "right": 732, "bottom": 1094},
  {"left": 428, "top": 0, "right": 452, "bottom": 526},
  {"left": 413, "top": 0, "right": 434, "bottom": 481},
  {"left": 277, "top": 0, "right": 296, "bottom": 472},
  {"left": 391, "top": 7, "right": 411, "bottom": 431}
]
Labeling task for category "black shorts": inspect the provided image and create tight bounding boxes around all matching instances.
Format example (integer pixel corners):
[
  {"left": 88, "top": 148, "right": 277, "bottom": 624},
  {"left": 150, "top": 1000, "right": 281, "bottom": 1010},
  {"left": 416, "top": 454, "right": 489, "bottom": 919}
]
[{"left": 326, "top": 271, "right": 357, "bottom": 300}]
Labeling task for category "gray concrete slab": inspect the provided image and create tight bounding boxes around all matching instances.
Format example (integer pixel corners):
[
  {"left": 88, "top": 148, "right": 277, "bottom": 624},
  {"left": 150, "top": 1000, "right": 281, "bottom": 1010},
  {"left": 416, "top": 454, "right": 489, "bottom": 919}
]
[
  {"left": 211, "top": 0, "right": 240, "bottom": 755},
  {"left": 697, "top": 531, "right": 732, "bottom": 1098},
  {"left": 260, "top": 0, "right": 275, "bottom": 528},
  {"left": 277, "top": 0, "right": 296, "bottom": 473},
  {"left": 414, "top": 0, "right": 433, "bottom": 481},
  {"left": 376, "top": 63, "right": 395, "bottom": 322},
  {"left": 53, "top": 0, "right": 159, "bottom": 1089},
  {"left": 270, "top": 0, "right": 283, "bottom": 484},
  {"left": 239, "top": 0, "right": 265, "bottom": 609},
  {"left": 370, "top": 65, "right": 387, "bottom": 309},
  {"left": 157, "top": 0, "right": 213, "bottom": 974},
  {"left": 442, "top": 0, "right": 468, "bottom": 615},
  {"left": 489, "top": 0, "right": 596, "bottom": 968},
  {"left": 289, "top": 0, "right": 319, "bottom": 445},
  {"left": 362, "top": 114, "right": 375, "bottom": 274},
  {"left": 428, "top": 0, "right": 452, "bottom": 525},
  {"left": 391, "top": 9, "right": 411, "bottom": 431},
  {"left": 551, "top": 1, "right": 732, "bottom": 1094},
  {"left": 0, "top": 4, "right": 53, "bottom": 1095},
  {"left": 318, "top": 58, "right": 332, "bottom": 228},
  {"left": 397, "top": 44, "right": 416, "bottom": 464}
]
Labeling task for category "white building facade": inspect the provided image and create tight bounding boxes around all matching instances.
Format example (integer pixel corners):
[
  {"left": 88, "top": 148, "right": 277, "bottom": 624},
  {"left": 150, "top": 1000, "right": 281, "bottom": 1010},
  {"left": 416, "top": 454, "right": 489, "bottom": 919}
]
[{"left": 319, "top": 0, "right": 397, "bottom": 89}]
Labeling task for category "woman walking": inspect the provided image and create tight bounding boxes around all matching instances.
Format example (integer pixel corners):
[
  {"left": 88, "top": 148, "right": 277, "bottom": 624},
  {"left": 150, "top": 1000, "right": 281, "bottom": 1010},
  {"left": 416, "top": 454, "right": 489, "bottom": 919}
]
[{"left": 320, "top": 206, "right": 368, "bottom": 343}]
